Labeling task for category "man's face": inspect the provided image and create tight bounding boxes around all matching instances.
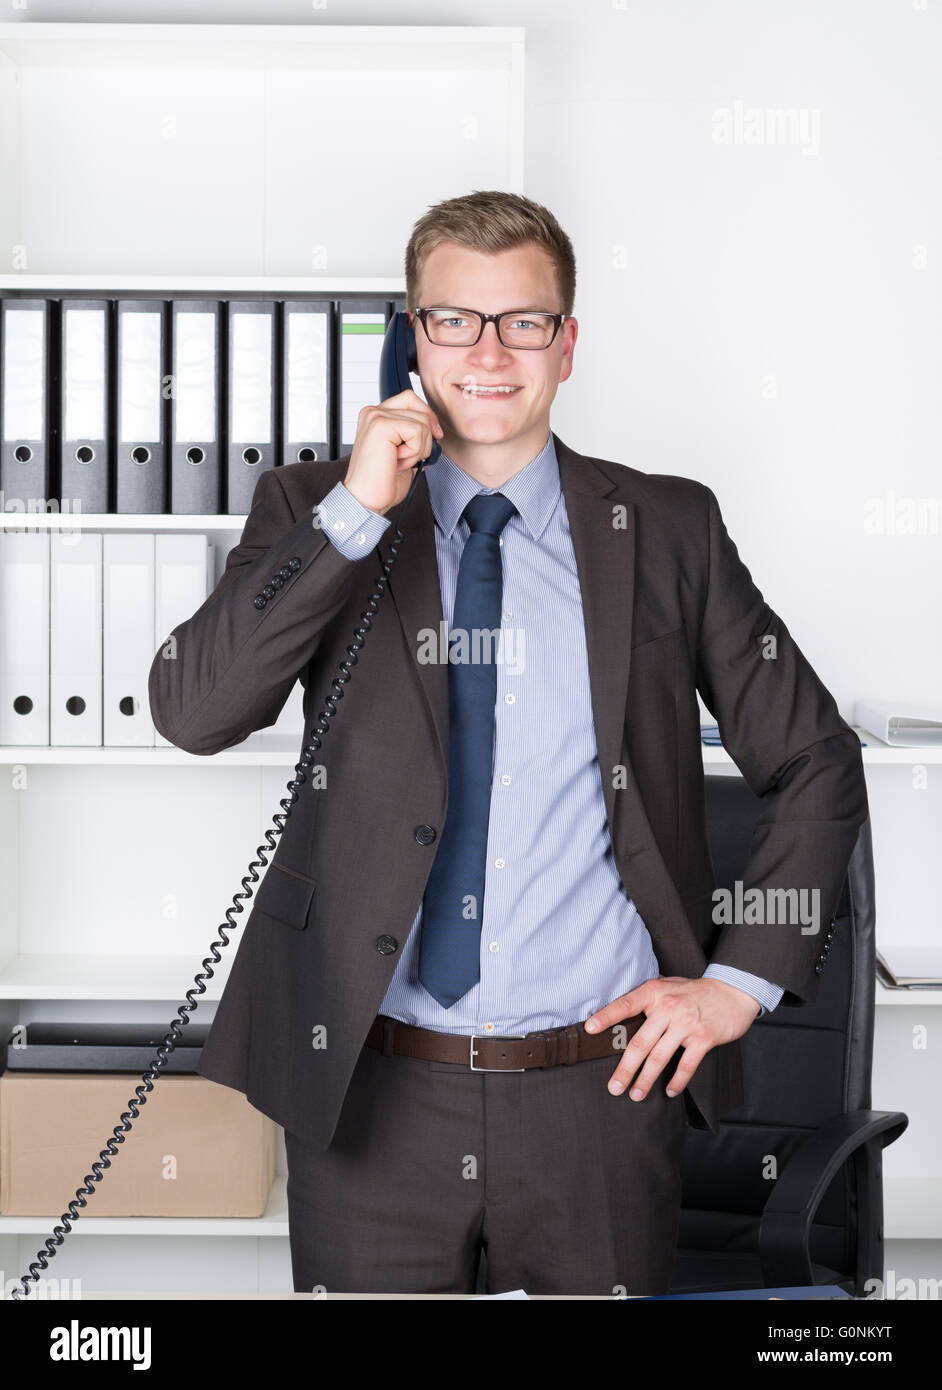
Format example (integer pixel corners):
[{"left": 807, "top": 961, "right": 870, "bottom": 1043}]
[{"left": 408, "top": 241, "right": 577, "bottom": 455}]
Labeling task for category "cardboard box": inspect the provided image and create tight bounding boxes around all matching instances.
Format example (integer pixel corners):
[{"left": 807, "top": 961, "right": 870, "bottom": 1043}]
[{"left": 0, "top": 1072, "right": 275, "bottom": 1217}]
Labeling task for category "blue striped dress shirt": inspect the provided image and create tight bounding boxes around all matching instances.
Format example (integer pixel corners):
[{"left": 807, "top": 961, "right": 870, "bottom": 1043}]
[{"left": 313, "top": 432, "right": 785, "bottom": 1031}]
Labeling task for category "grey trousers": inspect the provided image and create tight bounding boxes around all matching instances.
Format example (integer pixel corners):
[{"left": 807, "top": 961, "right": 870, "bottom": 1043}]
[{"left": 284, "top": 1031, "right": 687, "bottom": 1296}]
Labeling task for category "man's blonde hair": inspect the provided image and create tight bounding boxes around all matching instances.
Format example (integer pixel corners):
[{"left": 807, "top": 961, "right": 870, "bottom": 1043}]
[{"left": 405, "top": 190, "right": 576, "bottom": 317}]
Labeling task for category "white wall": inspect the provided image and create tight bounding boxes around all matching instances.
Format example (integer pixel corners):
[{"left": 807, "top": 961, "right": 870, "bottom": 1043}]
[{"left": 11, "top": 0, "right": 940, "bottom": 716}]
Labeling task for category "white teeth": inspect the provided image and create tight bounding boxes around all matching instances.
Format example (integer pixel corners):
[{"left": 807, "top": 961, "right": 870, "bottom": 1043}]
[{"left": 459, "top": 385, "right": 520, "bottom": 394}]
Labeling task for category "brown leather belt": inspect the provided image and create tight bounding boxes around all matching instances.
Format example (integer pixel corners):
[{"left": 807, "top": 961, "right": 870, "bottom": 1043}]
[{"left": 365, "top": 1013, "right": 643, "bottom": 1072}]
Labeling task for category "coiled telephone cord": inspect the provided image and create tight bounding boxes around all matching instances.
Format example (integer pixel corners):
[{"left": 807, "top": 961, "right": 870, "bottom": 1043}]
[{"left": 10, "top": 459, "right": 429, "bottom": 1300}]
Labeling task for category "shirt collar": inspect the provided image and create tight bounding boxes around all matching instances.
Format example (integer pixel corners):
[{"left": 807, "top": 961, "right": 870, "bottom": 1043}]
[{"left": 423, "top": 429, "right": 561, "bottom": 542}]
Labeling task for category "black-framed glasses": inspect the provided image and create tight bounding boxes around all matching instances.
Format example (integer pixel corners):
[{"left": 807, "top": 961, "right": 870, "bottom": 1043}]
[{"left": 411, "top": 305, "right": 568, "bottom": 350}]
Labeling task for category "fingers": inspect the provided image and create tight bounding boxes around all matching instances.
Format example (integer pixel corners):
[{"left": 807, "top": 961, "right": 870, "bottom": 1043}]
[
  {"left": 606, "top": 1018, "right": 672, "bottom": 1097},
  {"left": 346, "top": 395, "right": 445, "bottom": 512},
  {"left": 592, "top": 976, "right": 737, "bottom": 1101},
  {"left": 361, "top": 402, "right": 442, "bottom": 472},
  {"left": 378, "top": 388, "right": 445, "bottom": 438},
  {"left": 606, "top": 1011, "right": 709, "bottom": 1100},
  {"left": 584, "top": 979, "right": 654, "bottom": 1033},
  {"left": 663, "top": 1044, "right": 708, "bottom": 1098}
]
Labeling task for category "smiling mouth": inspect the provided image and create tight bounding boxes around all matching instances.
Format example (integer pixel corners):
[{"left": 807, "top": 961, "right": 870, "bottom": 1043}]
[{"left": 454, "top": 383, "right": 522, "bottom": 398}]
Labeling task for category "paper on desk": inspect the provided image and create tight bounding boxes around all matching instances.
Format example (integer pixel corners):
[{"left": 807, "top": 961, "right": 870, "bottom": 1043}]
[{"left": 473, "top": 1289, "right": 530, "bottom": 1299}]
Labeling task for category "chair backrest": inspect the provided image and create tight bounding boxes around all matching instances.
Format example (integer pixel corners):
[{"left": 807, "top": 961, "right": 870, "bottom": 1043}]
[{"left": 677, "top": 772, "right": 876, "bottom": 1277}]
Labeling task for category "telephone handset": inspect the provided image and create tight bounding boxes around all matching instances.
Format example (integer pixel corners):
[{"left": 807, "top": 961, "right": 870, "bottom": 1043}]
[
  {"left": 11, "top": 310, "right": 434, "bottom": 1299},
  {"left": 378, "top": 307, "right": 442, "bottom": 469}
]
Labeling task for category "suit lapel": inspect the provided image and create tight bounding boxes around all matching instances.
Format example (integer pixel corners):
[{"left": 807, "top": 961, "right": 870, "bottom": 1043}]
[
  {"left": 381, "top": 431, "right": 638, "bottom": 843},
  {"left": 552, "top": 433, "right": 637, "bottom": 839},
  {"left": 381, "top": 465, "right": 449, "bottom": 778}
]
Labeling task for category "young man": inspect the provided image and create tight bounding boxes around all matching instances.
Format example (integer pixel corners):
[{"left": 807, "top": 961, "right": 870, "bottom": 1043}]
[{"left": 149, "top": 191, "right": 868, "bottom": 1296}]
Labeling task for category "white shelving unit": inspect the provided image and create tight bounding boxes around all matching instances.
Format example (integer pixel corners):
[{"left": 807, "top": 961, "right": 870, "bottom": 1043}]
[
  {"left": 0, "top": 19, "right": 525, "bottom": 1298},
  {"left": 0, "top": 23, "right": 525, "bottom": 281}
]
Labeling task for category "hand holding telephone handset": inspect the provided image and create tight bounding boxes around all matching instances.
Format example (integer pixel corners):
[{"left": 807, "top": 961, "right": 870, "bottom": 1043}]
[
  {"left": 10, "top": 312, "right": 436, "bottom": 1299},
  {"left": 366, "top": 306, "right": 443, "bottom": 500}
]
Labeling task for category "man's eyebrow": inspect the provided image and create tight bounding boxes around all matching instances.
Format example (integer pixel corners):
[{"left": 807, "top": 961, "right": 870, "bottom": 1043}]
[{"left": 430, "top": 303, "right": 559, "bottom": 314}]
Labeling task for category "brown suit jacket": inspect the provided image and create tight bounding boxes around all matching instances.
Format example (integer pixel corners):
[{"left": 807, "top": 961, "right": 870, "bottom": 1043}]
[{"left": 148, "top": 431, "right": 869, "bottom": 1150}]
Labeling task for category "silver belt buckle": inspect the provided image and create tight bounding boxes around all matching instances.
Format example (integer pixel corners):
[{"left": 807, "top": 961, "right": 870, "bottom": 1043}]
[{"left": 469, "top": 1033, "right": 526, "bottom": 1072}]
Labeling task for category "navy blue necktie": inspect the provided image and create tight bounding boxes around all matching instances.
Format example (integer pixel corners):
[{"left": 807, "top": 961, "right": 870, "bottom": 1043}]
[{"left": 418, "top": 491, "right": 519, "bottom": 1007}]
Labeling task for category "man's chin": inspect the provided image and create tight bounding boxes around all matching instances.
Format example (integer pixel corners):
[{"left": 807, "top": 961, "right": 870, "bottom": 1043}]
[{"left": 446, "top": 416, "right": 527, "bottom": 447}]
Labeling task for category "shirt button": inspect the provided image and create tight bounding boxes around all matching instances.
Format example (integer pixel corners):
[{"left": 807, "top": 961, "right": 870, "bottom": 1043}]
[
  {"left": 503, "top": 609, "right": 512, "bottom": 620},
  {"left": 485, "top": 1022, "right": 495, "bottom": 1031},
  {"left": 500, "top": 774, "right": 511, "bottom": 785},
  {"left": 504, "top": 693, "right": 515, "bottom": 704},
  {"left": 488, "top": 942, "right": 499, "bottom": 953},
  {"left": 354, "top": 532, "right": 366, "bottom": 544},
  {"left": 333, "top": 519, "right": 346, "bottom": 531},
  {"left": 494, "top": 858, "right": 505, "bottom": 868}
]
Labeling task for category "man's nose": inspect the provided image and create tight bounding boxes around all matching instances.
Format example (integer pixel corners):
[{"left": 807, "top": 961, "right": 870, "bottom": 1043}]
[{"left": 466, "top": 319, "right": 514, "bottom": 364}]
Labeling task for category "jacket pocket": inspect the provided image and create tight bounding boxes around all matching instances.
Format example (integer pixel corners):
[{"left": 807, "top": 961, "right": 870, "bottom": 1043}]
[
  {"left": 630, "top": 621, "right": 686, "bottom": 653},
  {"left": 253, "top": 860, "right": 317, "bottom": 931}
]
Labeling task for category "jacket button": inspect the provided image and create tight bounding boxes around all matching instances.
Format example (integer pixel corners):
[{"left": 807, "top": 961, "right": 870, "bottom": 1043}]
[
  {"left": 375, "top": 935, "right": 399, "bottom": 955},
  {"left": 815, "top": 962, "right": 824, "bottom": 975},
  {"left": 288, "top": 557, "right": 302, "bottom": 571},
  {"left": 414, "top": 824, "right": 436, "bottom": 845},
  {"left": 270, "top": 573, "right": 285, "bottom": 589},
  {"left": 253, "top": 595, "right": 267, "bottom": 610}
]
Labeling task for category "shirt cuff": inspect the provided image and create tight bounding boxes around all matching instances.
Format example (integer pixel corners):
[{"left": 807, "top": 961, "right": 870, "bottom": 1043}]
[
  {"left": 702, "top": 964, "right": 785, "bottom": 1018},
  {"left": 314, "top": 480, "right": 390, "bottom": 560}
]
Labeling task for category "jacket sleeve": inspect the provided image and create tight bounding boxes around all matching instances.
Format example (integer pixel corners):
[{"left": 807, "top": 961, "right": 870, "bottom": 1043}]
[
  {"left": 148, "top": 465, "right": 374, "bottom": 756},
  {"left": 694, "top": 484, "right": 869, "bottom": 1004}
]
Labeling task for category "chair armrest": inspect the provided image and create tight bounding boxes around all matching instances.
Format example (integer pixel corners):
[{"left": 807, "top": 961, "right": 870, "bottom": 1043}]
[{"left": 758, "top": 1109, "right": 908, "bottom": 1289}]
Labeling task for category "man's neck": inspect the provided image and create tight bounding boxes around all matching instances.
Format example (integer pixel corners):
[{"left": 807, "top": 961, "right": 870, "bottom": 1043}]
[{"left": 439, "top": 423, "right": 551, "bottom": 489}]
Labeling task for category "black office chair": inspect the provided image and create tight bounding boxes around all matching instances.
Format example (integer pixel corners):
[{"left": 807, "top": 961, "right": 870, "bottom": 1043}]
[{"left": 668, "top": 772, "right": 908, "bottom": 1295}]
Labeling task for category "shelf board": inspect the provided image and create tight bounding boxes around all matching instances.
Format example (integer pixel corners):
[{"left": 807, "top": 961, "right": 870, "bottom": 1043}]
[
  {"left": 0, "top": 275, "right": 405, "bottom": 294},
  {"left": 0, "top": 22, "right": 524, "bottom": 58},
  {"left": 0, "top": 1176, "right": 287, "bottom": 1237},
  {"left": 0, "top": 952, "right": 233, "bottom": 1002},
  {"left": 703, "top": 728, "right": 941, "bottom": 765},
  {"left": 0, "top": 949, "right": 931, "bottom": 1007},
  {"left": 0, "top": 1176, "right": 937, "bottom": 1243},
  {"left": 0, "top": 512, "right": 251, "bottom": 530},
  {"left": 0, "top": 730, "right": 928, "bottom": 767},
  {"left": 0, "top": 734, "right": 307, "bottom": 765},
  {"left": 875, "top": 980, "right": 942, "bottom": 1005}
]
